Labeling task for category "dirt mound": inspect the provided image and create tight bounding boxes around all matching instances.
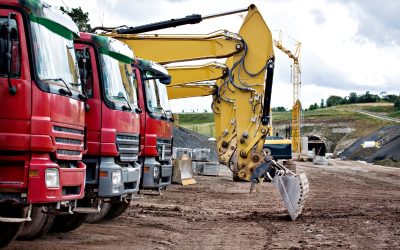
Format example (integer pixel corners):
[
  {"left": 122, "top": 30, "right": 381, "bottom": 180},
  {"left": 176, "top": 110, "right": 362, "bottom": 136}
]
[
  {"left": 172, "top": 126, "right": 218, "bottom": 161},
  {"left": 339, "top": 125, "right": 400, "bottom": 162}
]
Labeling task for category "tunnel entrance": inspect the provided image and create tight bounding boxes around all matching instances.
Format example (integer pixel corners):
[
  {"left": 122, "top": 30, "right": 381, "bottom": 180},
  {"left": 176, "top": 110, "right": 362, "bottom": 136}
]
[{"left": 308, "top": 135, "right": 328, "bottom": 156}]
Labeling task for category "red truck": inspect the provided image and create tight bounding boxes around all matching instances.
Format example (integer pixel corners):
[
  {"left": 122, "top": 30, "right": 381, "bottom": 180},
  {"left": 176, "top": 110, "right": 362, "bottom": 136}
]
[
  {"left": 133, "top": 59, "right": 173, "bottom": 192},
  {"left": 65, "top": 33, "right": 142, "bottom": 226},
  {"left": 0, "top": 0, "right": 86, "bottom": 246}
]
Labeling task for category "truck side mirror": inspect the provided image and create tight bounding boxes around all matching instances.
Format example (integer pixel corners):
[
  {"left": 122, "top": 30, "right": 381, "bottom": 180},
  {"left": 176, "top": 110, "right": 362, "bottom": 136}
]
[{"left": 159, "top": 76, "right": 171, "bottom": 85}]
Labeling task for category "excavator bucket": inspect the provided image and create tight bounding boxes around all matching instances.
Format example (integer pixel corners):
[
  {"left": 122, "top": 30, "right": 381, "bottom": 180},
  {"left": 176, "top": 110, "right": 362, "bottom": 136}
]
[
  {"left": 172, "top": 158, "right": 196, "bottom": 185},
  {"left": 272, "top": 173, "right": 309, "bottom": 221}
]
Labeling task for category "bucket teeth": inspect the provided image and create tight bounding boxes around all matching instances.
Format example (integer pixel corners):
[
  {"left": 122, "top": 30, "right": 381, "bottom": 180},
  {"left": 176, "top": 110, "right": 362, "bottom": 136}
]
[{"left": 272, "top": 173, "right": 309, "bottom": 221}]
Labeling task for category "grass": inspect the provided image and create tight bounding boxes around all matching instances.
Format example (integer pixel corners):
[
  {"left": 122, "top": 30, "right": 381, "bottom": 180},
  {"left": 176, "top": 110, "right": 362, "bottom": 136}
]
[
  {"left": 361, "top": 105, "right": 395, "bottom": 113},
  {"left": 388, "top": 111, "right": 400, "bottom": 118},
  {"left": 177, "top": 113, "right": 215, "bottom": 137},
  {"left": 180, "top": 122, "right": 215, "bottom": 137},
  {"left": 176, "top": 103, "right": 398, "bottom": 137},
  {"left": 177, "top": 113, "right": 214, "bottom": 124}
]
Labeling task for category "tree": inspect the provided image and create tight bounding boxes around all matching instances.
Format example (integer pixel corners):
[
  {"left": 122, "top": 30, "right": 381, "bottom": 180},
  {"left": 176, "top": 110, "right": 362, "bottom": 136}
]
[
  {"left": 60, "top": 7, "right": 92, "bottom": 32},
  {"left": 383, "top": 94, "right": 399, "bottom": 103},
  {"left": 308, "top": 103, "right": 319, "bottom": 111},
  {"left": 272, "top": 107, "right": 287, "bottom": 112},
  {"left": 349, "top": 92, "right": 358, "bottom": 103},
  {"left": 320, "top": 99, "right": 325, "bottom": 108},
  {"left": 326, "top": 95, "right": 344, "bottom": 107}
]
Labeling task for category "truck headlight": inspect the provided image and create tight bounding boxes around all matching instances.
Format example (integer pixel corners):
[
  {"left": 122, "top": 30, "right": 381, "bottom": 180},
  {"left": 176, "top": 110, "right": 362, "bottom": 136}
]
[
  {"left": 153, "top": 166, "right": 160, "bottom": 179},
  {"left": 45, "top": 168, "right": 60, "bottom": 188},
  {"left": 112, "top": 170, "right": 122, "bottom": 186}
]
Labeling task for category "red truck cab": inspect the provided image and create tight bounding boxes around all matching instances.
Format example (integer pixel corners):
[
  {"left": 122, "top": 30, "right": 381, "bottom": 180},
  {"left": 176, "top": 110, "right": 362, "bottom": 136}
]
[
  {"left": 0, "top": 0, "right": 85, "bottom": 246},
  {"left": 72, "top": 33, "right": 141, "bottom": 223},
  {"left": 133, "top": 59, "right": 173, "bottom": 191}
]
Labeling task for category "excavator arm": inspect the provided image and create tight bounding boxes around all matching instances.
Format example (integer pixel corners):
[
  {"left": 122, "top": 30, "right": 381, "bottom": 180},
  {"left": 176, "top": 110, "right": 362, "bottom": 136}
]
[
  {"left": 111, "top": 31, "right": 244, "bottom": 64},
  {"left": 167, "top": 62, "right": 228, "bottom": 86},
  {"left": 105, "top": 4, "right": 308, "bottom": 220},
  {"left": 165, "top": 62, "right": 226, "bottom": 99}
]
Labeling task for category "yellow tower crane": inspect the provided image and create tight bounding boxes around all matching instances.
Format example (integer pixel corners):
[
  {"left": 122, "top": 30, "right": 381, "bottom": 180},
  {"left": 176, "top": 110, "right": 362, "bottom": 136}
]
[{"left": 273, "top": 31, "right": 302, "bottom": 155}]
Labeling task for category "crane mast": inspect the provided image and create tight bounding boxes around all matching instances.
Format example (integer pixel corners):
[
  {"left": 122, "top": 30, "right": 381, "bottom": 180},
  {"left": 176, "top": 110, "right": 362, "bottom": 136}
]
[{"left": 273, "top": 31, "right": 302, "bottom": 154}]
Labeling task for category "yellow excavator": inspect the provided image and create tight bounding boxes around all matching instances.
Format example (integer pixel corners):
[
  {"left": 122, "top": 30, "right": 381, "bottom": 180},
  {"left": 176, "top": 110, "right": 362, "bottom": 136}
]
[{"left": 94, "top": 4, "right": 309, "bottom": 220}]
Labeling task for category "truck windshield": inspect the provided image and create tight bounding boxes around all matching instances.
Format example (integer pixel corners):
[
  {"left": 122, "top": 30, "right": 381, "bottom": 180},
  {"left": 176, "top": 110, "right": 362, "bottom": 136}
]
[
  {"left": 30, "top": 21, "right": 81, "bottom": 92},
  {"left": 144, "top": 78, "right": 171, "bottom": 116},
  {"left": 100, "top": 54, "right": 137, "bottom": 107}
]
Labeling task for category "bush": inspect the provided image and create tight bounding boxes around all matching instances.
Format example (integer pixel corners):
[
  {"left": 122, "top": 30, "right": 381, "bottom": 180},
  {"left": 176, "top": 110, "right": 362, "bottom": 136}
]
[{"left": 395, "top": 98, "right": 400, "bottom": 110}]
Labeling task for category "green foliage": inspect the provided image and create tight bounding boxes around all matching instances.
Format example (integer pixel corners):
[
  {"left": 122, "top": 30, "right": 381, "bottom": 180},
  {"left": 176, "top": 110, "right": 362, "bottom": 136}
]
[
  {"left": 320, "top": 99, "right": 325, "bottom": 108},
  {"left": 325, "top": 91, "right": 398, "bottom": 108},
  {"left": 384, "top": 94, "right": 399, "bottom": 103},
  {"left": 308, "top": 103, "right": 319, "bottom": 111},
  {"left": 395, "top": 98, "right": 400, "bottom": 110},
  {"left": 349, "top": 92, "right": 358, "bottom": 103},
  {"left": 326, "top": 95, "right": 344, "bottom": 107},
  {"left": 272, "top": 106, "right": 287, "bottom": 112},
  {"left": 60, "top": 6, "right": 91, "bottom": 32},
  {"left": 388, "top": 111, "right": 400, "bottom": 118}
]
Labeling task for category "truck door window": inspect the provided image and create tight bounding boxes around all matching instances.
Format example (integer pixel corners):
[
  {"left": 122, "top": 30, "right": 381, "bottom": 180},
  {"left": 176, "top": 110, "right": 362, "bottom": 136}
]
[
  {"left": 0, "top": 17, "right": 20, "bottom": 78},
  {"left": 76, "top": 49, "right": 93, "bottom": 98}
]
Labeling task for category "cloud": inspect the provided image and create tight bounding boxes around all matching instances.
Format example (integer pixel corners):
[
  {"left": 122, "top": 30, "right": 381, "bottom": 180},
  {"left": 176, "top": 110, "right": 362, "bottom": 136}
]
[
  {"left": 334, "top": 0, "right": 400, "bottom": 46},
  {"left": 310, "top": 9, "right": 326, "bottom": 25}
]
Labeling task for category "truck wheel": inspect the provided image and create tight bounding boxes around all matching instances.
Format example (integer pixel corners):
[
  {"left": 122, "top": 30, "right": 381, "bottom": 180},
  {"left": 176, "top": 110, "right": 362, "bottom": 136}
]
[
  {"left": 17, "top": 206, "right": 54, "bottom": 240},
  {"left": 232, "top": 172, "right": 247, "bottom": 182},
  {"left": 0, "top": 205, "right": 26, "bottom": 248},
  {"left": 104, "top": 200, "right": 131, "bottom": 220},
  {"left": 50, "top": 213, "right": 88, "bottom": 232},
  {"left": 84, "top": 202, "right": 111, "bottom": 223}
]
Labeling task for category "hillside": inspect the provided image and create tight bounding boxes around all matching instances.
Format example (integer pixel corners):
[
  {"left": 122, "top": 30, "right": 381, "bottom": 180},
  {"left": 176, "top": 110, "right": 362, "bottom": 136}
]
[{"left": 175, "top": 103, "right": 400, "bottom": 167}]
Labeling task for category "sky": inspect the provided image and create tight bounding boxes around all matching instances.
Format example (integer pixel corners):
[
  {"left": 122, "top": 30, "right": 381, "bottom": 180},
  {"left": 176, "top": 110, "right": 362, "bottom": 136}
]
[{"left": 48, "top": 0, "right": 400, "bottom": 112}]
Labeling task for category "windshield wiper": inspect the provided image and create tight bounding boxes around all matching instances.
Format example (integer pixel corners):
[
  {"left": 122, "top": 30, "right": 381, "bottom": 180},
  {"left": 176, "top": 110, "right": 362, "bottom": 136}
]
[
  {"left": 42, "top": 78, "right": 72, "bottom": 96},
  {"left": 153, "top": 106, "right": 169, "bottom": 120},
  {"left": 109, "top": 95, "right": 132, "bottom": 111}
]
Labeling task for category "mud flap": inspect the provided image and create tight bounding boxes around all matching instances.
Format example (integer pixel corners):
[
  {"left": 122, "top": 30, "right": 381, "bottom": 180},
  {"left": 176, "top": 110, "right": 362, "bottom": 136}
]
[
  {"left": 272, "top": 173, "right": 309, "bottom": 221},
  {"left": 172, "top": 159, "right": 196, "bottom": 185}
]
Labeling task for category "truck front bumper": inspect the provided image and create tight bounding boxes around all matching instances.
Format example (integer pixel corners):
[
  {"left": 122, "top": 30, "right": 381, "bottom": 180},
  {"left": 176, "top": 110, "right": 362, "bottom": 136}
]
[
  {"left": 98, "top": 157, "right": 141, "bottom": 198},
  {"left": 141, "top": 157, "right": 172, "bottom": 190}
]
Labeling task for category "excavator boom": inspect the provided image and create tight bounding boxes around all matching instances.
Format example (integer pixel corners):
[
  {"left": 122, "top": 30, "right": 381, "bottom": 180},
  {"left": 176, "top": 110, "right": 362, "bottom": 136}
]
[{"left": 109, "top": 31, "right": 244, "bottom": 64}]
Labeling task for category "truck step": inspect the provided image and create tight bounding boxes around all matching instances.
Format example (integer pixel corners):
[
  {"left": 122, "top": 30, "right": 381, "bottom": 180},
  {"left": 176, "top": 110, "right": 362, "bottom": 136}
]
[{"left": 73, "top": 207, "right": 100, "bottom": 214}]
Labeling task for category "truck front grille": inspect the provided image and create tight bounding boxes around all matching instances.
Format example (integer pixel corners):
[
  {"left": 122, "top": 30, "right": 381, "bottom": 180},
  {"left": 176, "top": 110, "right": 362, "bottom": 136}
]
[
  {"left": 53, "top": 126, "right": 84, "bottom": 135},
  {"left": 157, "top": 138, "right": 172, "bottom": 161},
  {"left": 53, "top": 125, "right": 84, "bottom": 159},
  {"left": 116, "top": 133, "right": 139, "bottom": 162},
  {"left": 57, "top": 149, "right": 81, "bottom": 156}
]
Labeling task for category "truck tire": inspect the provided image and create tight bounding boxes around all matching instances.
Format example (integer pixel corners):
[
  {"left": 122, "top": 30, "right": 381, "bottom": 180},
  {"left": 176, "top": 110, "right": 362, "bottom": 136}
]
[
  {"left": 103, "top": 201, "right": 131, "bottom": 220},
  {"left": 50, "top": 213, "right": 88, "bottom": 233},
  {"left": 84, "top": 202, "right": 111, "bottom": 223},
  {"left": 0, "top": 205, "right": 26, "bottom": 248},
  {"left": 17, "top": 206, "right": 54, "bottom": 240}
]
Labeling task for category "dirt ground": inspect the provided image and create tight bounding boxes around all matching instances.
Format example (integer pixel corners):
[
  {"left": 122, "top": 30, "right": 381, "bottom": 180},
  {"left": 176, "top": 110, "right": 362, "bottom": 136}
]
[{"left": 6, "top": 159, "right": 400, "bottom": 250}]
